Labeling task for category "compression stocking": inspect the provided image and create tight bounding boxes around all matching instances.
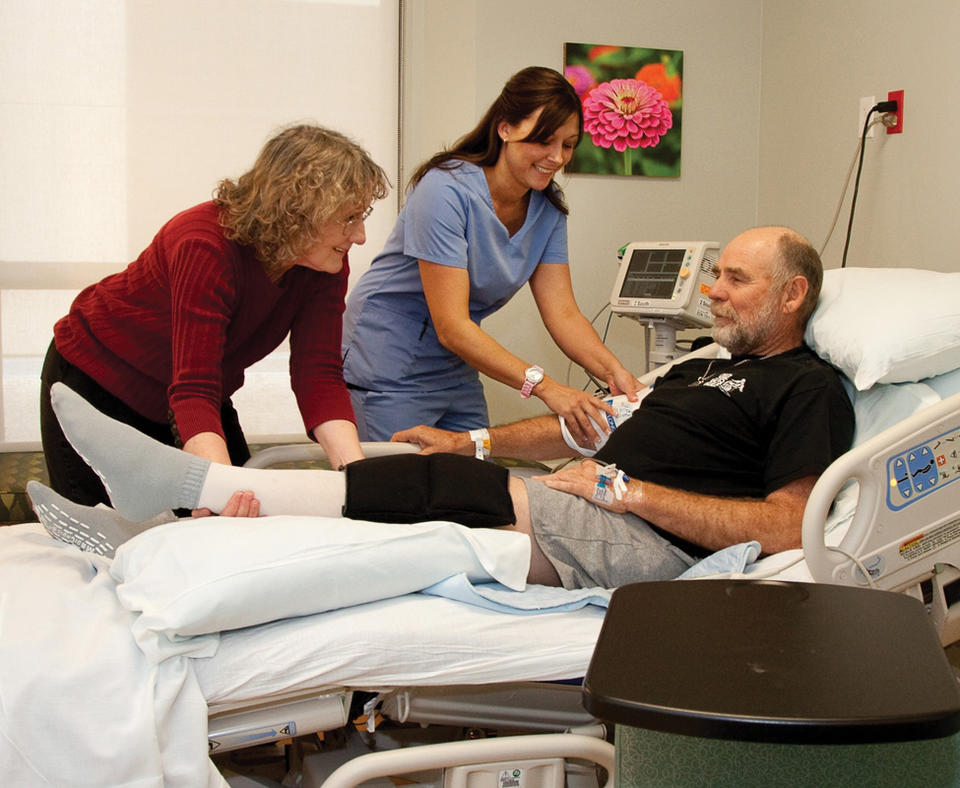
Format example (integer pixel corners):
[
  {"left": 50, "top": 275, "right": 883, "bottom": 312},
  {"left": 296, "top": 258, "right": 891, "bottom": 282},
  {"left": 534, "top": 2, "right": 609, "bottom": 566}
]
[{"left": 50, "top": 383, "right": 346, "bottom": 520}]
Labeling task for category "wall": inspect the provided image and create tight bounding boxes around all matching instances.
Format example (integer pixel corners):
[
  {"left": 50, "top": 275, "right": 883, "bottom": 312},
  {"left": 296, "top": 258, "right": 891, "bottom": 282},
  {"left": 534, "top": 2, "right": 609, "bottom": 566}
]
[
  {"left": 405, "top": 0, "right": 764, "bottom": 426},
  {"left": 758, "top": 0, "right": 960, "bottom": 272}
]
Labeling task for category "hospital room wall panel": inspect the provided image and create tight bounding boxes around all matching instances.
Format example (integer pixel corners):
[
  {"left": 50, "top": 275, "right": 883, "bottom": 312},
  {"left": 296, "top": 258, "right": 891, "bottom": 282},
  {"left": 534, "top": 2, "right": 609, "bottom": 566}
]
[
  {"left": 399, "top": 0, "right": 479, "bottom": 200},
  {"left": 0, "top": 104, "right": 128, "bottom": 264},
  {"left": 757, "top": 0, "right": 960, "bottom": 274}
]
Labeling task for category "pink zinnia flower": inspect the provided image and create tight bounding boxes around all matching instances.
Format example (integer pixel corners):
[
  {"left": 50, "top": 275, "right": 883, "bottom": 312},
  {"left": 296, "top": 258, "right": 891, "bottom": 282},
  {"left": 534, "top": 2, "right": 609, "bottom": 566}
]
[
  {"left": 564, "top": 65, "right": 595, "bottom": 98},
  {"left": 583, "top": 78, "right": 673, "bottom": 152}
]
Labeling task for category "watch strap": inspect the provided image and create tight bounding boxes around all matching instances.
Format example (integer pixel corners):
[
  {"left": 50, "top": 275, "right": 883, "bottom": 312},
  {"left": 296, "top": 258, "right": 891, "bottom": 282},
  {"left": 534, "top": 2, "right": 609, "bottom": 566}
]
[{"left": 520, "top": 365, "right": 544, "bottom": 399}]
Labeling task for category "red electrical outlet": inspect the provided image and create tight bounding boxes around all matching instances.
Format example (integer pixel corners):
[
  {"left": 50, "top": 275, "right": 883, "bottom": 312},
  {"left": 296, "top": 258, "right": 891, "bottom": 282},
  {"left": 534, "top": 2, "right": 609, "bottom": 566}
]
[{"left": 886, "top": 89, "right": 904, "bottom": 134}]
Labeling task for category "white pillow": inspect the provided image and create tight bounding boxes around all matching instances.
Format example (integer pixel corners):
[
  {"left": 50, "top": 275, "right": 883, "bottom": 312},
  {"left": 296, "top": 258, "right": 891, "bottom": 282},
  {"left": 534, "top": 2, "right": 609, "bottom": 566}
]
[
  {"left": 805, "top": 267, "right": 960, "bottom": 390},
  {"left": 110, "top": 515, "right": 529, "bottom": 640}
]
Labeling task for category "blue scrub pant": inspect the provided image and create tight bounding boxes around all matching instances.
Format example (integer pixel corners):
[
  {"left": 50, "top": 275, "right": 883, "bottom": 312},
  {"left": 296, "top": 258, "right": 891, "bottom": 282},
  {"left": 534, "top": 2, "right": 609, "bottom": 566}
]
[{"left": 349, "top": 380, "right": 490, "bottom": 441}]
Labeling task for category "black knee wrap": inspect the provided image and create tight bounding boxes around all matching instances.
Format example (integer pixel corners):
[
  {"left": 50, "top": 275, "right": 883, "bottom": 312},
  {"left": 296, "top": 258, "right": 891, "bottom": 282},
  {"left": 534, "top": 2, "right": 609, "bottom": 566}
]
[{"left": 342, "top": 453, "right": 515, "bottom": 527}]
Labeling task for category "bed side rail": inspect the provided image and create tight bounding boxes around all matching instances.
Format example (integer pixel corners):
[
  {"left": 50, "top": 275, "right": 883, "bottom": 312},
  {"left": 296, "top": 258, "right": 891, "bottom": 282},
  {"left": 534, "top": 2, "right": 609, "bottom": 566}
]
[
  {"left": 803, "top": 391, "right": 960, "bottom": 600},
  {"left": 245, "top": 440, "right": 418, "bottom": 468},
  {"left": 318, "top": 732, "right": 614, "bottom": 788},
  {"left": 248, "top": 344, "right": 722, "bottom": 471}
]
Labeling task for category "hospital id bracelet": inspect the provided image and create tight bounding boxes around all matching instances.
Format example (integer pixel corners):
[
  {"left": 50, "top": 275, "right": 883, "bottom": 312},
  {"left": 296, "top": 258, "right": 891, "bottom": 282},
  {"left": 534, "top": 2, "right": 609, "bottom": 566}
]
[{"left": 469, "top": 428, "right": 491, "bottom": 461}]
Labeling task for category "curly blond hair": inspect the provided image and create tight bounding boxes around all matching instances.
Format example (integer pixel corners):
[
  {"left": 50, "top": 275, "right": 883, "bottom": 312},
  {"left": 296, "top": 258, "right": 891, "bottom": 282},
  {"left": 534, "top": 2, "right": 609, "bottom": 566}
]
[{"left": 215, "top": 124, "right": 389, "bottom": 279}]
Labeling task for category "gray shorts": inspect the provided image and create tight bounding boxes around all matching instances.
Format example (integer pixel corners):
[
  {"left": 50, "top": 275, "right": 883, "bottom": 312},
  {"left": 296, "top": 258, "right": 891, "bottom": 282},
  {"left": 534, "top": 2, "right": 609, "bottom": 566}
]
[{"left": 522, "top": 478, "right": 698, "bottom": 590}]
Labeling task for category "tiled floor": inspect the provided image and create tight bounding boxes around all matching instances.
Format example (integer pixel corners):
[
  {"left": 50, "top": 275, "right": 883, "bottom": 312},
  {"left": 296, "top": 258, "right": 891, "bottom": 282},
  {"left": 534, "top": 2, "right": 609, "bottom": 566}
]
[{"left": 0, "top": 450, "right": 46, "bottom": 523}]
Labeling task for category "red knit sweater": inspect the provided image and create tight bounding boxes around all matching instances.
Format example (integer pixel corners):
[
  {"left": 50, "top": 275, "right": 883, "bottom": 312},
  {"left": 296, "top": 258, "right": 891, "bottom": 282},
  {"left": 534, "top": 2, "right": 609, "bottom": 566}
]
[{"left": 54, "top": 202, "right": 355, "bottom": 444}]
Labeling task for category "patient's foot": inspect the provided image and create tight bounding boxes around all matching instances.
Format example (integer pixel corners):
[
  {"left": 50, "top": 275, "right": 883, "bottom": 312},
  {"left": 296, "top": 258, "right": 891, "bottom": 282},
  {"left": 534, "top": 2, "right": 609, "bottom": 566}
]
[
  {"left": 27, "top": 481, "right": 176, "bottom": 558},
  {"left": 50, "top": 382, "right": 210, "bottom": 521}
]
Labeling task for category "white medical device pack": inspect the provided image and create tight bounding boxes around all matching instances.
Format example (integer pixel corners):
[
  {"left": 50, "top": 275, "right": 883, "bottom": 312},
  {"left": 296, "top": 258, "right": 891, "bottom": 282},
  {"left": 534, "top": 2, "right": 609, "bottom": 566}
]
[{"left": 609, "top": 241, "right": 719, "bottom": 365}]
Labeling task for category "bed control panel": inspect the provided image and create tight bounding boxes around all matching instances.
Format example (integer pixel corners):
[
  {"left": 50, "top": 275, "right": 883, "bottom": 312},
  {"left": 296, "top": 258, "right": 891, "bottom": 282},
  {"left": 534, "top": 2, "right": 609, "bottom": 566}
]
[{"left": 887, "top": 422, "right": 960, "bottom": 510}]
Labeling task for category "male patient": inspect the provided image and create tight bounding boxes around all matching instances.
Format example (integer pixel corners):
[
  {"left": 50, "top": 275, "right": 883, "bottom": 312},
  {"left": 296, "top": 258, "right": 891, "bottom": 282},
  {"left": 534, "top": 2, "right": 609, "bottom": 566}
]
[{"left": 30, "top": 226, "right": 854, "bottom": 590}]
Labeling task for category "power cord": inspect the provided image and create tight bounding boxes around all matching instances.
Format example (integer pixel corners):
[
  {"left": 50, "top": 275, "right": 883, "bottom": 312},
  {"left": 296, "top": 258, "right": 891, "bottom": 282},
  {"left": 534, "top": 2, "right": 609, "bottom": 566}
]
[
  {"left": 826, "top": 544, "right": 877, "bottom": 589},
  {"left": 819, "top": 117, "right": 882, "bottom": 256},
  {"left": 566, "top": 303, "right": 614, "bottom": 391},
  {"left": 839, "top": 99, "right": 898, "bottom": 268}
]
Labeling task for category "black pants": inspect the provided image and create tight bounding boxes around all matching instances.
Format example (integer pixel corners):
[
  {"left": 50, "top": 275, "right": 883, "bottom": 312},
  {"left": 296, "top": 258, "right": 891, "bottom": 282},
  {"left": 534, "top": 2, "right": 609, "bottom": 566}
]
[{"left": 40, "top": 342, "right": 250, "bottom": 508}]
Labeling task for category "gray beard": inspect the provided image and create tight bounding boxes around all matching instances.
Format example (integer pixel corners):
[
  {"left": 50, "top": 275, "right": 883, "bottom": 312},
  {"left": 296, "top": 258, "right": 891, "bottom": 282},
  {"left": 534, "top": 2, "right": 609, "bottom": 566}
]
[{"left": 711, "top": 302, "right": 779, "bottom": 355}]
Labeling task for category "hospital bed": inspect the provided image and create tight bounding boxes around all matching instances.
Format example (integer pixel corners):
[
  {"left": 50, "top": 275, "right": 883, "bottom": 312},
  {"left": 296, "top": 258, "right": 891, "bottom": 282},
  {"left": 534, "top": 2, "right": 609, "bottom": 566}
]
[
  {"left": 214, "top": 268, "right": 960, "bottom": 784},
  {"left": 2, "top": 266, "right": 960, "bottom": 787}
]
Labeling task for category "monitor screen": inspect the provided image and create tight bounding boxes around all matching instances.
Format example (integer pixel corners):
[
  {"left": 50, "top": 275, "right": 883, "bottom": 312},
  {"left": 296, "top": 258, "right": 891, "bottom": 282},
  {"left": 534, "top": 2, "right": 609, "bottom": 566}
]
[{"left": 617, "top": 248, "right": 686, "bottom": 300}]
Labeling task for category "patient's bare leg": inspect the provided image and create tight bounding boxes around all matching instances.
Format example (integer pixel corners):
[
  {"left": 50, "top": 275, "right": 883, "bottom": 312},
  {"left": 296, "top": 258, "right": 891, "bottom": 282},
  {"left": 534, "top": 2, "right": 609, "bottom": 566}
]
[
  {"left": 503, "top": 477, "right": 561, "bottom": 586},
  {"left": 50, "top": 382, "right": 346, "bottom": 520},
  {"left": 28, "top": 481, "right": 175, "bottom": 558}
]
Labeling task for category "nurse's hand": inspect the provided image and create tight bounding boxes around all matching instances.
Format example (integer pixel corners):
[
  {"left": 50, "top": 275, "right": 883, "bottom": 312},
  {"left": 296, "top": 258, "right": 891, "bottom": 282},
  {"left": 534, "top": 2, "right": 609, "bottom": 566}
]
[
  {"left": 537, "top": 382, "right": 616, "bottom": 449},
  {"left": 191, "top": 489, "right": 261, "bottom": 518},
  {"left": 391, "top": 425, "right": 472, "bottom": 456},
  {"left": 606, "top": 366, "right": 644, "bottom": 401}
]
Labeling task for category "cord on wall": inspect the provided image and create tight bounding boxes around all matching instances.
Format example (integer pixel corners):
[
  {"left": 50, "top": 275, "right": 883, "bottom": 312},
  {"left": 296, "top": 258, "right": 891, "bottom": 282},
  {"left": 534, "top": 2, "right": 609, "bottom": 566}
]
[
  {"left": 818, "top": 119, "right": 880, "bottom": 257},
  {"left": 839, "top": 99, "right": 898, "bottom": 268}
]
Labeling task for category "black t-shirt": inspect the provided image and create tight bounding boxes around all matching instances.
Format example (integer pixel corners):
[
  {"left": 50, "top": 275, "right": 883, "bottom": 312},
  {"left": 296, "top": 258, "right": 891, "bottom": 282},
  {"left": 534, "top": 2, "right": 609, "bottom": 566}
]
[{"left": 595, "top": 345, "right": 855, "bottom": 500}]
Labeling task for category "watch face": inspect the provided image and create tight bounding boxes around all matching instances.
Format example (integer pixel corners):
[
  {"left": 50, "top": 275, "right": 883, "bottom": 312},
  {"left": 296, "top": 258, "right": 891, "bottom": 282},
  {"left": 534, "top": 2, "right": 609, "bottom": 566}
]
[{"left": 527, "top": 367, "right": 544, "bottom": 384}]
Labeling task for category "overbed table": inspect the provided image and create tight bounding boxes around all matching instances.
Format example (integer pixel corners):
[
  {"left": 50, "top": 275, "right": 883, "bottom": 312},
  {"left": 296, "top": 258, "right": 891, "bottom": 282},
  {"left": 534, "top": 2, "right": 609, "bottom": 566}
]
[{"left": 583, "top": 579, "right": 960, "bottom": 786}]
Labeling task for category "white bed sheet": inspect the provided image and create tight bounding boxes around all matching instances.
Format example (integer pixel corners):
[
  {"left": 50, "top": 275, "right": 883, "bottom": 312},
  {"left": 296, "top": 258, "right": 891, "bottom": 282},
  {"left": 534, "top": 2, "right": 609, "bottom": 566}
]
[
  {"left": 197, "top": 592, "right": 604, "bottom": 707},
  {"left": 0, "top": 521, "right": 606, "bottom": 788},
  {"left": 0, "top": 522, "right": 219, "bottom": 788}
]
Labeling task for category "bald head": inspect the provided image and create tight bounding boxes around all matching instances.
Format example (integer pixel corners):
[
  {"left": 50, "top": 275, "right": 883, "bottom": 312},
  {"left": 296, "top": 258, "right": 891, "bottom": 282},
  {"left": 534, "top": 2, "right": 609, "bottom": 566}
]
[
  {"left": 731, "top": 227, "right": 821, "bottom": 318},
  {"left": 709, "top": 226, "right": 822, "bottom": 356}
]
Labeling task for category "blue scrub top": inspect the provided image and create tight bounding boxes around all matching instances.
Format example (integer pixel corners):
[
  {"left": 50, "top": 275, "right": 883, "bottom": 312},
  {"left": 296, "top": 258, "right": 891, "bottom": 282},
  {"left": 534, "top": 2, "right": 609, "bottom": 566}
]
[{"left": 342, "top": 161, "right": 568, "bottom": 391}]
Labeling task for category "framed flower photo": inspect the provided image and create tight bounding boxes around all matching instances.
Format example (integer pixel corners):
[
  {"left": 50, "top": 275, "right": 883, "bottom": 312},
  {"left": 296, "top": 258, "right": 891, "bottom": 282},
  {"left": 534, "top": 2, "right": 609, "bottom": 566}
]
[{"left": 564, "top": 42, "right": 683, "bottom": 177}]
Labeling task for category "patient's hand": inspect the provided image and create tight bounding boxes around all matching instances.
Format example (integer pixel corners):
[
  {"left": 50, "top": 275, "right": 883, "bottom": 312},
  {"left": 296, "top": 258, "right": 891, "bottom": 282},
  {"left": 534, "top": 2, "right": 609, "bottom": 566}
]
[
  {"left": 191, "top": 490, "right": 261, "bottom": 519},
  {"left": 534, "top": 460, "right": 630, "bottom": 514},
  {"left": 391, "top": 425, "right": 472, "bottom": 455}
]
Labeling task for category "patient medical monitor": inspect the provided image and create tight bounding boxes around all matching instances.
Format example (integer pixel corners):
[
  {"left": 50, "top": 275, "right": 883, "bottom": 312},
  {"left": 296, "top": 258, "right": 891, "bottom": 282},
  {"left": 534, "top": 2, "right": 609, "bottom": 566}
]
[{"left": 610, "top": 241, "right": 719, "bottom": 328}]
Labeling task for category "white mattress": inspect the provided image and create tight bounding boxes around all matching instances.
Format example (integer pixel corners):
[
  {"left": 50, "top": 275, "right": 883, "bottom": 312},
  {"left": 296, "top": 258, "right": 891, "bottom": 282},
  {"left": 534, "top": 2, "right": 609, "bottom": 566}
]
[{"left": 195, "top": 591, "right": 606, "bottom": 707}]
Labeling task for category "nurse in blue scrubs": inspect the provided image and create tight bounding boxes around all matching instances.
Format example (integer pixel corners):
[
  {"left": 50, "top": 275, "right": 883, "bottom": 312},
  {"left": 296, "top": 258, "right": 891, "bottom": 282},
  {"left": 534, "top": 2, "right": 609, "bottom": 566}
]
[{"left": 342, "top": 66, "right": 637, "bottom": 445}]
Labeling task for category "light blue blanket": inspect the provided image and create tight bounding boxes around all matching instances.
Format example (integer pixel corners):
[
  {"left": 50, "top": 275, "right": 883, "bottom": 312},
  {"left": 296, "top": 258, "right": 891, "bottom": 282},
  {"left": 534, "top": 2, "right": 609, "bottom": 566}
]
[{"left": 423, "top": 540, "right": 763, "bottom": 614}]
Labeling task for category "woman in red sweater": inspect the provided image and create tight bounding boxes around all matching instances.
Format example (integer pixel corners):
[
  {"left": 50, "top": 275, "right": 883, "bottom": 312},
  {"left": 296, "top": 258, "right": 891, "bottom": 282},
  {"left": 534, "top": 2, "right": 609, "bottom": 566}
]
[{"left": 41, "top": 124, "right": 389, "bottom": 508}]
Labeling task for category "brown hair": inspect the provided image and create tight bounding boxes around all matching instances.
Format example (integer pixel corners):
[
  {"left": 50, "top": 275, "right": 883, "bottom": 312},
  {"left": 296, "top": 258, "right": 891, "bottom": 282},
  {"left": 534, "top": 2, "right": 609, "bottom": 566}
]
[
  {"left": 215, "top": 124, "right": 389, "bottom": 279},
  {"left": 408, "top": 67, "right": 583, "bottom": 215}
]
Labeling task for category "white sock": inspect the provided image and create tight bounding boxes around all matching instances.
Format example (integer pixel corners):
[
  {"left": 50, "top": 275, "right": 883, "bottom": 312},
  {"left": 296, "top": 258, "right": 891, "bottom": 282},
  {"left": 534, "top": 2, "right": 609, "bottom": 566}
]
[{"left": 51, "top": 382, "right": 346, "bottom": 519}]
